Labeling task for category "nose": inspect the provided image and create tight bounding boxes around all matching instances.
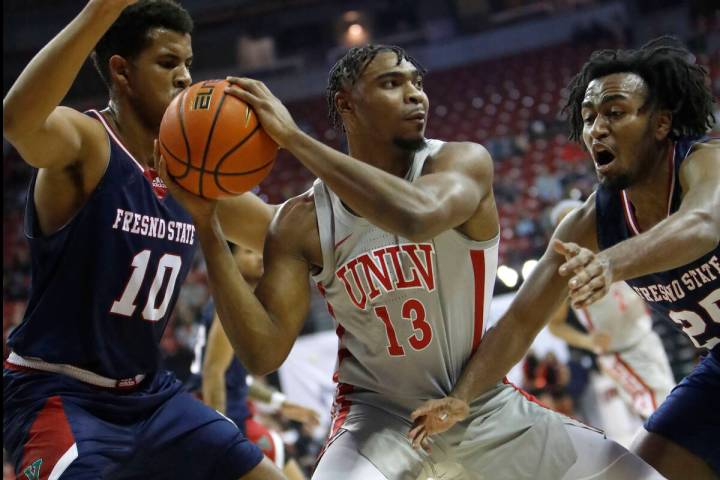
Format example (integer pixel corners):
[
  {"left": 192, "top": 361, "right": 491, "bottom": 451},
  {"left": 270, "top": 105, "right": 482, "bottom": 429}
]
[
  {"left": 588, "top": 114, "right": 609, "bottom": 140},
  {"left": 405, "top": 82, "right": 424, "bottom": 105},
  {"left": 175, "top": 65, "right": 191, "bottom": 89}
]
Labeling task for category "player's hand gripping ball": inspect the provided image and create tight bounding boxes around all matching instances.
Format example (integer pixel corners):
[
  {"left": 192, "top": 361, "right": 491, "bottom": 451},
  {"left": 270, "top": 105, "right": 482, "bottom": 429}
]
[{"left": 159, "top": 79, "right": 278, "bottom": 199}]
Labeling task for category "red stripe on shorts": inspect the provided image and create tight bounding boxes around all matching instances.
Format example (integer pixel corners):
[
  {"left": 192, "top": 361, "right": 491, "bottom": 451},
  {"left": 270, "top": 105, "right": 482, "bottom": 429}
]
[{"left": 19, "top": 396, "right": 76, "bottom": 480}]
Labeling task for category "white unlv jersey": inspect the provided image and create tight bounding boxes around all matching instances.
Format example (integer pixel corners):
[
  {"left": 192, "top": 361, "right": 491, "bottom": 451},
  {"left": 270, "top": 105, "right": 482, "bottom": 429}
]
[
  {"left": 574, "top": 282, "right": 652, "bottom": 351},
  {"left": 310, "top": 139, "right": 499, "bottom": 415}
]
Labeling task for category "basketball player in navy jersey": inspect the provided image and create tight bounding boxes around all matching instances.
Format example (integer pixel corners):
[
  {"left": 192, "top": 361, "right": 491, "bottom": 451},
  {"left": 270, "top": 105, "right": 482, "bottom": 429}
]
[
  {"left": 409, "top": 37, "right": 719, "bottom": 479},
  {"left": 2, "top": 1, "right": 282, "bottom": 478}
]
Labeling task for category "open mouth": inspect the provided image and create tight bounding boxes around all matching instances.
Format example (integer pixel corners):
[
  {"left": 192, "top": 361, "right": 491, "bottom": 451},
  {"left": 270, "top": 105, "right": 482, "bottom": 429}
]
[{"left": 595, "top": 150, "right": 615, "bottom": 166}]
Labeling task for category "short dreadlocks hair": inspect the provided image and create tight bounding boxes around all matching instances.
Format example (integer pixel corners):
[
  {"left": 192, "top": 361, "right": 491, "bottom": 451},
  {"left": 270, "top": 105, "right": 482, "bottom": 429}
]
[
  {"left": 92, "top": 0, "right": 193, "bottom": 90},
  {"left": 563, "top": 36, "right": 715, "bottom": 142},
  {"left": 326, "top": 45, "right": 427, "bottom": 131}
]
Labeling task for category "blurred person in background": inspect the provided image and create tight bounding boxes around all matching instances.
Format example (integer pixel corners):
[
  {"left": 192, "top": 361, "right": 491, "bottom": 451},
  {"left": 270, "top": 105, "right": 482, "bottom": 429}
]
[{"left": 190, "top": 244, "right": 320, "bottom": 480}]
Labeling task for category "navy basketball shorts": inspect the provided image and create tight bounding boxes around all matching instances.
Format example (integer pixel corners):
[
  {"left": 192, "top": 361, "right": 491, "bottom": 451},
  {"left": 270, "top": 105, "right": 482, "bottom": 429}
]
[
  {"left": 3, "top": 368, "right": 264, "bottom": 479},
  {"left": 644, "top": 349, "right": 720, "bottom": 474}
]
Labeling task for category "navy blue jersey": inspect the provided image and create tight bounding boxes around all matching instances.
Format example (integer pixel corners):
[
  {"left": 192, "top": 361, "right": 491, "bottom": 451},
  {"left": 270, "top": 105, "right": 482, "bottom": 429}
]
[
  {"left": 8, "top": 110, "right": 198, "bottom": 379},
  {"left": 596, "top": 135, "right": 719, "bottom": 353},
  {"left": 187, "top": 301, "right": 251, "bottom": 425}
]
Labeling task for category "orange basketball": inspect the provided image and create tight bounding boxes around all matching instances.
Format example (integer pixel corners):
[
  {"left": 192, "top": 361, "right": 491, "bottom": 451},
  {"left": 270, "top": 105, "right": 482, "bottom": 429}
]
[{"left": 159, "top": 79, "right": 277, "bottom": 199}]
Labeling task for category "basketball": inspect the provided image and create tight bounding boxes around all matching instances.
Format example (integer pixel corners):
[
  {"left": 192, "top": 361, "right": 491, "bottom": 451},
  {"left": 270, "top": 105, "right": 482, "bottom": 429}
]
[{"left": 159, "top": 79, "right": 277, "bottom": 199}]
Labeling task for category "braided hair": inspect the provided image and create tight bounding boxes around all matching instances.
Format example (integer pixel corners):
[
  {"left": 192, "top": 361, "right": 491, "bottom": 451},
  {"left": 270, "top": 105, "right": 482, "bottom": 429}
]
[
  {"left": 563, "top": 36, "right": 715, "bottom": 142},
  {"left": 92, "top": 0, "right": 193, "bottom": 90},
  {"left": 326, "top": 45, "right": 427, "bottom": 131}
]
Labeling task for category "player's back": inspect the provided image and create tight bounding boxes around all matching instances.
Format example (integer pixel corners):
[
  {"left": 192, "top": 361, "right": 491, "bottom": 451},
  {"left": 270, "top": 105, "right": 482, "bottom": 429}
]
[
  {"left": 7, "top": 110, "right": 197, "bottom": 381},
  {"left": 311, "top": 139, "right": 499, "bottom": 414},
  {"left": 596, "top": 135, "right": 719, "bottom": 354},
  {"left": 573, "top": 282, "right": 652, "bottom": 351}
]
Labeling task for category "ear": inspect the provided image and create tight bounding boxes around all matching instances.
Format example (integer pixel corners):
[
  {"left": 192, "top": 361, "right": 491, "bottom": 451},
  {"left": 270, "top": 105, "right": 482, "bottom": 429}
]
[
  {"left": 334, "top": 90, "right": 352, "bottom": 116},
  {"left": 109, "top": 55, "right": 131, "bottom": 92},
  {"left": 654, "top": 109, "right": 672, "bottom": 141}
]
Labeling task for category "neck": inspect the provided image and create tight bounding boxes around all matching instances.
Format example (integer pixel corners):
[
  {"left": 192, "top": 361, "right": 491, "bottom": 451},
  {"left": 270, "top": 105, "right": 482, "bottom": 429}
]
[
  {"left": 346, "top": 133, "right": 417, "bottom": 178},
  {"left": 625, "top": 140, "right": 674, "bottom": 224},
  {"left": 103, "top": 98, "right": 157, "bottom": 169}
]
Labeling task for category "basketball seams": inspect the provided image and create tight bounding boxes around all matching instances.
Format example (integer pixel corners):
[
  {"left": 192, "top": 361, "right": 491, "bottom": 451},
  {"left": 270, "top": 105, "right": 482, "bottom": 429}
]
[
  {"left": 159, "top": 80, "right": 277, "bottom": 198},
  {"left": 198, "top": 90, "right": 228, "bottom": 199},
  {"left": 174, "top": 89, "right": 193, "bottom": 180}
]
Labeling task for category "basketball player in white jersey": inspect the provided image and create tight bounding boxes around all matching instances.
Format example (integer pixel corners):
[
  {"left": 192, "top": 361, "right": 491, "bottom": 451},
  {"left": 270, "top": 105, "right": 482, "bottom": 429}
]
[
  {"left": 548, "top": 200, "right": 675, "bottom": 420},
  {"left": 159, "top": 45, "right": 661, "bottom": 479}
]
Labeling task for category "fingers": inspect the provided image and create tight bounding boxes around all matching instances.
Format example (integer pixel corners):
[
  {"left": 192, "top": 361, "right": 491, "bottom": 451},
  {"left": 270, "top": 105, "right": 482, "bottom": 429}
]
[
  {"left": 572, "top": 284, "right": 608, "bottom": 308},
  {"left": 558, "top": 248, "right": 594, "bottom": 276},
  {"left": 409, "top": 424, "right": 431, "bottom": 451},
  {"left": 553, "top": 239, "right": 579, "bottom": 259}
]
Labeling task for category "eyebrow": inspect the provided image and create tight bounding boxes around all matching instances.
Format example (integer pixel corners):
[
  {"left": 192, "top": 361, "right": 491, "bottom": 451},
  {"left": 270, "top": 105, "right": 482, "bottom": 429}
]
[
  {"left": 374, "top": 70, "right": 421, "bottom": 82},
  {"left": 581, "top": 93, "right": 629, "bottom": 110}
]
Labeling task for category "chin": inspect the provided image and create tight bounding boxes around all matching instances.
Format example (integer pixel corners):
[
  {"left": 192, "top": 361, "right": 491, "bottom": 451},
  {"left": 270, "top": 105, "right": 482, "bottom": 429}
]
[
  {"left": 392, "top": 135, "right": 427, "bottom": 152},
  {"left": 598, "top": 173, "right": 632, "bottom": 192}
]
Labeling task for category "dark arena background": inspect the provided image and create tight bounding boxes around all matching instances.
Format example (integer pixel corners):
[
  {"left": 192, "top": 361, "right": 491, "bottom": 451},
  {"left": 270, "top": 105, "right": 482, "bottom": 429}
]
[{"left": 3, "top": 0, "right": 718, "bottom": 477}]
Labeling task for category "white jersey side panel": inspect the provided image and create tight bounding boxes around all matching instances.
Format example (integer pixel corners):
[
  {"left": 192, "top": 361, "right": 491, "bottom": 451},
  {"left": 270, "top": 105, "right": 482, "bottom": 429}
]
[
  {"left": 573, "top": 282, "right": 652, "bottom": 351},
  {"left": 311, "top": 139, "right": 499, "bottom": 414}
]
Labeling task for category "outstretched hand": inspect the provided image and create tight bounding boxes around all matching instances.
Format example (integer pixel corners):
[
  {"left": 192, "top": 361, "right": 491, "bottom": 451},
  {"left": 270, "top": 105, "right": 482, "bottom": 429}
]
[
  {"left": 224, "top": 77, "right": 299, "bottom": 149},
  {"left": 407, "top": 396, "right": 470, "bottom": 451},
  {"left": 553, "top": 239, "right": 612, "bottom": 308}
]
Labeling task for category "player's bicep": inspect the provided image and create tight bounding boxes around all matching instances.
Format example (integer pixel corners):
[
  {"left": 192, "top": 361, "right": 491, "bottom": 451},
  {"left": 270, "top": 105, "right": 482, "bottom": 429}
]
[
  {"left": 253, "top": 217, "right": 311, "bottom": 356},
  {"left": 413, "top": 142, "right": 493, "bottom": 228},
  {"left": 678, "top": 141, "right": 720, "bottom": 224},
  {"left": 8, "top": 106, "right": 104, "bottom": 170}
]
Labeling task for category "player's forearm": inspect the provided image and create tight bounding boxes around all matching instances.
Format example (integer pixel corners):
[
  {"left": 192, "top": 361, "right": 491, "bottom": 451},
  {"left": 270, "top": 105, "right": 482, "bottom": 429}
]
[
  {"left": 605, "top": 210, "right": 719, "bottom": 282},
  {"left": 195, "top": 217, "right": 285, "bottom": 374},
  {"left": 3, "top": 1, "right": 124, "bottom": 138},
  {"left": 451, "top": 311, "right": 544, "bottom": 402},
  {"left": 547, "top": 323, "right": 594, "bottom": 351},
  {"left": 202, "top": 375, "right": 227, "bottom": 413},
  {"left": 283, "top": 129, "right": 442, "bottom": 240},
  {"left": 451, "top": 253, "right": 568, "bottom": 401}
]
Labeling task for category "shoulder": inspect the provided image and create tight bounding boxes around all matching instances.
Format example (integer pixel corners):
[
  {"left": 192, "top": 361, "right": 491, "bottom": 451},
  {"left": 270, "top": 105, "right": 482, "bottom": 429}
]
[
  {"left": 267, "top": 190, "right": 321, "bottom": 265},
  {"left": 431, "top": 140, "right": 493, "bottom": 177},
  {"left": 679, "top": 138, "right": 720, "bottom": 187},
  {"left": 270, "top": 191, "right": 318, "bottom": 243}
]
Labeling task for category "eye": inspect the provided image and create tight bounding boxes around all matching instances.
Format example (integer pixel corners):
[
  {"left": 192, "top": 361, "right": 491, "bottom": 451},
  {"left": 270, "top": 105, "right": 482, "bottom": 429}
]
[
  {"left": 382, "top": 79, "right": 398, "bottom": 88},
  {"left": 414, "top": 78, "right": 424, "bottom": 89},
  {"left": 582, "top": 114, "right": 595, "bottom": 125}
]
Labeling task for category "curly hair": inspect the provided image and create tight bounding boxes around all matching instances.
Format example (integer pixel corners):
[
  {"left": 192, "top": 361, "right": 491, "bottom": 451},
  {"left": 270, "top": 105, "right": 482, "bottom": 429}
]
[
  {"left": 563, "top": 36, "right": 715, "bottom": 142},
  {"left": 92, "top": 0, "right": 193, "bottom": 89},
  {"left": 326, "top": 44, "right": 427, "bottom": 131}
]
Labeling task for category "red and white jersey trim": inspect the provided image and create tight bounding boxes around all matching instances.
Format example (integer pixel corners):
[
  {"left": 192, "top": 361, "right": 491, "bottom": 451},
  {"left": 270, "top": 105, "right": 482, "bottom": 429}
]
[
  {"left": 86, "top": 109, "right": 145, "bottom": 173},
  {"left": 621, "top": 144, "right": 675, "bottom": 236}
]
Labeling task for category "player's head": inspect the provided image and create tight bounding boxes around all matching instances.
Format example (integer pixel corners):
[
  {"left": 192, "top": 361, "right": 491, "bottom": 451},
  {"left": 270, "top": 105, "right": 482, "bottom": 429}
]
[
  {"left": 549, "top": 199, "right": 583, "bottom": 228},
  {"left": 563, "top": 36, "right": 714, "bottom": 191},
  {"left": 327, "top": 45, "right": 429, "bottom": 152},
  {"left": 233, "top": 246, "right": 263, "bottom": 285},
  {"left": 92, "top": 0, "right": 194, "bottom": 130}
]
